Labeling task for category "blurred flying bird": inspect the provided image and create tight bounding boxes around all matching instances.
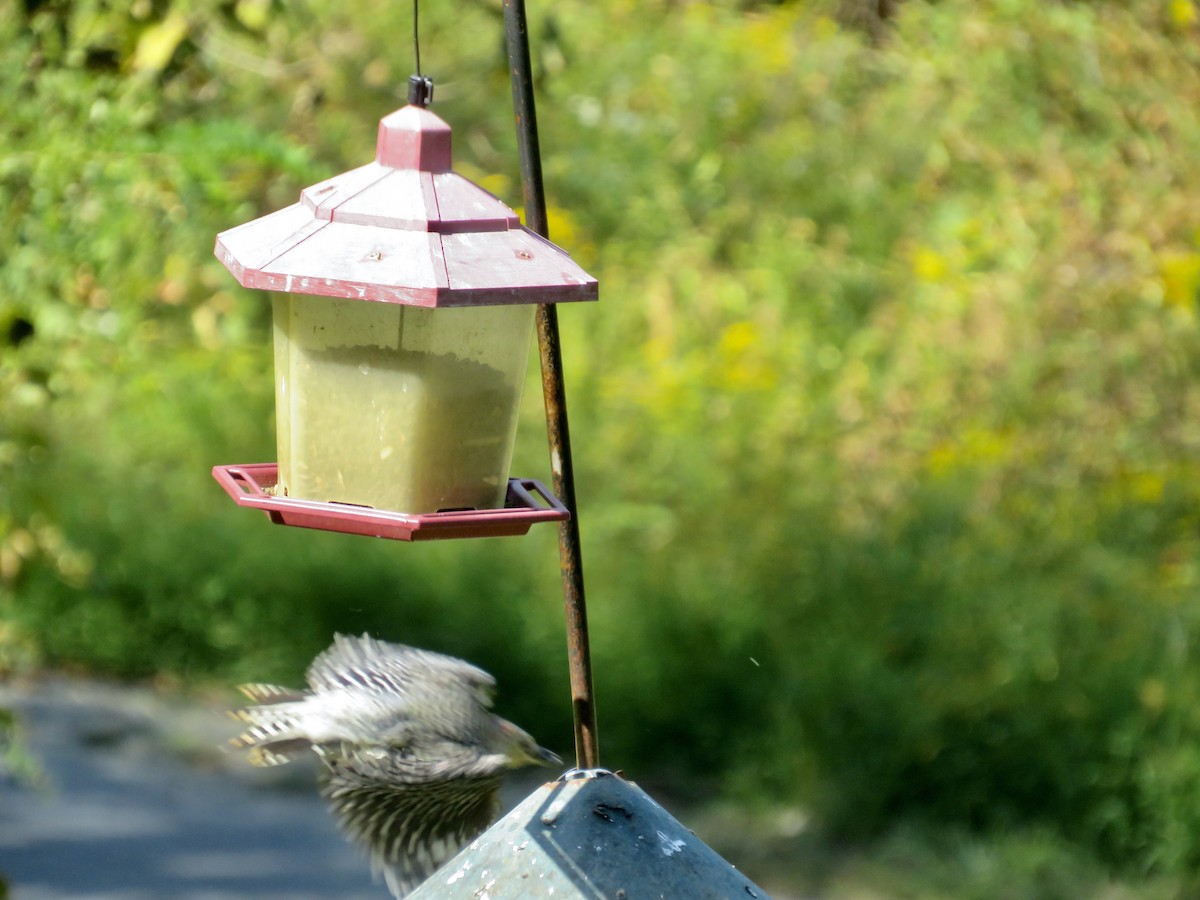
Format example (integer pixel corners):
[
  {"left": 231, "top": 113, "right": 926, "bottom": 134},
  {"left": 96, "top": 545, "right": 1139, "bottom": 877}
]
[{"left": 230, "top": 633, "right": 560, "bottom": 897}]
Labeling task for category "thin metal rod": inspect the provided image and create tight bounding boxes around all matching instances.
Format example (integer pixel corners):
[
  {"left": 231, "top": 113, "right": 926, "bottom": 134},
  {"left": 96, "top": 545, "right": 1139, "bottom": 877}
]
[
  {"left": 503, "top": 0, "right": 599, "bottom": 771},
  {"left": 413, "top": 0, "right": 421, "bottom": 75}
]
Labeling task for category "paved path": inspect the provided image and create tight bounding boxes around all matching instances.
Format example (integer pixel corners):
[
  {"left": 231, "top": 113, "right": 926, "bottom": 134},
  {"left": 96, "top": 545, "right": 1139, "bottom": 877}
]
[{"left": 0, "top": 677, "right": 390, "bottom": 899}]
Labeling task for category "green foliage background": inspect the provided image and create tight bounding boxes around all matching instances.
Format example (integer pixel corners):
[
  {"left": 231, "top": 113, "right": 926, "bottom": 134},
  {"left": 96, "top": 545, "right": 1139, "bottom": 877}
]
[{"left": 4, "top": 0, "right": 1200, "bottom": 890}]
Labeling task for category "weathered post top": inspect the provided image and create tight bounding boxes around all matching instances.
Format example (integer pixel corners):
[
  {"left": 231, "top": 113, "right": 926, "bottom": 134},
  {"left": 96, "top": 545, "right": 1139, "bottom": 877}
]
[{"left": 408, "top": 770, "right": 770, "bottom": 899}]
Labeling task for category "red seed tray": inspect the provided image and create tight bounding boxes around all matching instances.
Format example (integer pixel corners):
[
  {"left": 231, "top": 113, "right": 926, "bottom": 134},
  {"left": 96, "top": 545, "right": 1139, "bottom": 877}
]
[{"left": 212, "top": 463, "right": 569, "bottom": 541}]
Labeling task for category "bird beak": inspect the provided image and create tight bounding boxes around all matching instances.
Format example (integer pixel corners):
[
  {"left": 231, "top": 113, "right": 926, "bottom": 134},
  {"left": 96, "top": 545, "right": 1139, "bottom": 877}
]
[{"left": 535, "top": 746, "right": 563, "bottom": 767}]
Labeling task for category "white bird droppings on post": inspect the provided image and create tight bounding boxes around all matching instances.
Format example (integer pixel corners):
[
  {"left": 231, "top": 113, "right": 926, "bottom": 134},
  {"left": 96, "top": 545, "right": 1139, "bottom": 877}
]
[{"left": 657, "top": 830, "right": 686, "bottom": 857}]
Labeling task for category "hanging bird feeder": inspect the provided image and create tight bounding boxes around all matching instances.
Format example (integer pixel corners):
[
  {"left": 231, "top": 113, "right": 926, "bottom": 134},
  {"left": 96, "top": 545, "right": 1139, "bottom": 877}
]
[{"left": 211, "top": 81, "right": 597, "bottom": 541}]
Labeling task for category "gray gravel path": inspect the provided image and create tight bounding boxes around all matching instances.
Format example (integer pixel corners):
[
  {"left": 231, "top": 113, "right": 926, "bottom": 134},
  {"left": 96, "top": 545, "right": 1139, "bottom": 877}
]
[{"left": 0, "top": 676, "right": 392, "bottom": 899}]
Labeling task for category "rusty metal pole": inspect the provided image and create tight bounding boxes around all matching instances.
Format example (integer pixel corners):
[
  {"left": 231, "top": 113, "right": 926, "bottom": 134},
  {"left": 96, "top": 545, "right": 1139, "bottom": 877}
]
[{"left": 503, "top": 0, "right": 599, "bottom": 771}]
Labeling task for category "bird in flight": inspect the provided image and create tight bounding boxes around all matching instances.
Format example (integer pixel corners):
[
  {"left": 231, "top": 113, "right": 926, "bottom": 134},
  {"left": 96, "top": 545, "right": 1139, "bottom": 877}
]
[{"left": 230, "top": 633, "right": 561, "bottom": 896}]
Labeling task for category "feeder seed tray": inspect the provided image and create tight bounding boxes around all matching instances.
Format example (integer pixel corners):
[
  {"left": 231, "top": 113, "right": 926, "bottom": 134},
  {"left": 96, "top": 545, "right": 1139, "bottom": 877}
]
[{"left": 213, "top": 464, "right": 569, "bottom": 542}]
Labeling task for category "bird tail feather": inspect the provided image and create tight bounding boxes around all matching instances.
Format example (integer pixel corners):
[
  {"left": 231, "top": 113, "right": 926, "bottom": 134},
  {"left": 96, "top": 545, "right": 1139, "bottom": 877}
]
[
  {"left": 238, "top": 682, "right": 306, "bottom": 704},
  {"left": 229, "top": 683, "right": 312, "bottom": 767}
]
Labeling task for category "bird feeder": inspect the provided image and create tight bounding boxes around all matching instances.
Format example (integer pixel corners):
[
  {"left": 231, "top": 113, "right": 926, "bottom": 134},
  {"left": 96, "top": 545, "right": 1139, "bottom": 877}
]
[{"left": 212, "top": 91, "right": 597, "bottom": 540}]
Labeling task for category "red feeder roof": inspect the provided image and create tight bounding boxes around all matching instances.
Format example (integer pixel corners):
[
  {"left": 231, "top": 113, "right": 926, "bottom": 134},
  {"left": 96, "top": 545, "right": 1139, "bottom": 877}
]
[{"left": 214, "top": 105, "right": 597, "bottom": 308}]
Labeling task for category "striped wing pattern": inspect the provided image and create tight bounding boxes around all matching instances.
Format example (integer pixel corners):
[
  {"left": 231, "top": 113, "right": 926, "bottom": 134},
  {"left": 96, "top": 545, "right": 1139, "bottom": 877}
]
[
  {"left": 306, "top": 634, "right": 498, "bottom": 749},
  {"left": 319, "top": 745, "right": 503, "bottom": 896}
]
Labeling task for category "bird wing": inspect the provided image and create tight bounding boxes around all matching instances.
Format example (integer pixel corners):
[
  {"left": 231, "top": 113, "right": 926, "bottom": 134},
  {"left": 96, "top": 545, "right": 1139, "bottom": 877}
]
[
  {"left": 318, "top": 746, "right": 503, "bottom": 898},
  {"left": 308, "top": 634, "right": 496, "bottom": 702},
  {"left": 306, "top": 634, "right": 499, "bottom": 747}
]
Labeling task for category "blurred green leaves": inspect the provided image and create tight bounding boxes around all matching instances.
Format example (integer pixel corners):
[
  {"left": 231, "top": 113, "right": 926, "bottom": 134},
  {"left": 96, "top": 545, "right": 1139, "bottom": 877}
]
[{"left": 4, "top": 0, "right": 1200, "bottom": 883}]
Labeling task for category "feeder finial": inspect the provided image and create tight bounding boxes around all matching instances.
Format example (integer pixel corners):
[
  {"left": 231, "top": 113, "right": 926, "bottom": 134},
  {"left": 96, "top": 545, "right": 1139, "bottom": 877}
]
[{"left": 375, "top": 97, "right": 452, "bottom": 172}]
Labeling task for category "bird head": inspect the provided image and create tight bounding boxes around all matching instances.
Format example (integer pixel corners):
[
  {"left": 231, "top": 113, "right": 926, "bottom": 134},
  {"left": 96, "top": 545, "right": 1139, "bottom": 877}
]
[{"left": 493, "top": 718, "right": 562, "bottom": 769}]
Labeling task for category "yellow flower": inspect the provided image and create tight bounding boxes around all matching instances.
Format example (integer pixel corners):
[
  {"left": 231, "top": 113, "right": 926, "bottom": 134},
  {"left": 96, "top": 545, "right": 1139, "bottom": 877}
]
[
  {"left": 1131, "top": 471, "right": 1165, "bottom": 505},
  {"left": 1159, "top": 251, "right": 1200, "bottom": 312},
  {"left": 912, "top": 247, "right": 949, "bottom": 283},
  {"left": 1168, "top": 0, "right": 1198, "bottom": 28},
  {"left": 717, "top": 322, "right": 777, "bottom": 391},
  {"left": 718, "top": 321, "right": 760, "bottom": 356},
  {"left": 132, "top": 12, "right": 189, "bottom": 73}
]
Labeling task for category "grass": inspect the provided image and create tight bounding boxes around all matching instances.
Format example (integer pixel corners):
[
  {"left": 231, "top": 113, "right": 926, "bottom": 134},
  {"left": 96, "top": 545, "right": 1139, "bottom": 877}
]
[{"left": 683, "top": 801, "right": 1186, "bottom": 900}]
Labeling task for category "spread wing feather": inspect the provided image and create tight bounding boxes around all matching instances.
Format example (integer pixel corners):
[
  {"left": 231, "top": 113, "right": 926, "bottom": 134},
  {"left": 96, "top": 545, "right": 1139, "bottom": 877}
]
[
  {"left": 307, "top": 634, "right": 496, "bottom": 701},
  {"left": 318, "top": 745, "right": 502, "bottom": 897}
]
